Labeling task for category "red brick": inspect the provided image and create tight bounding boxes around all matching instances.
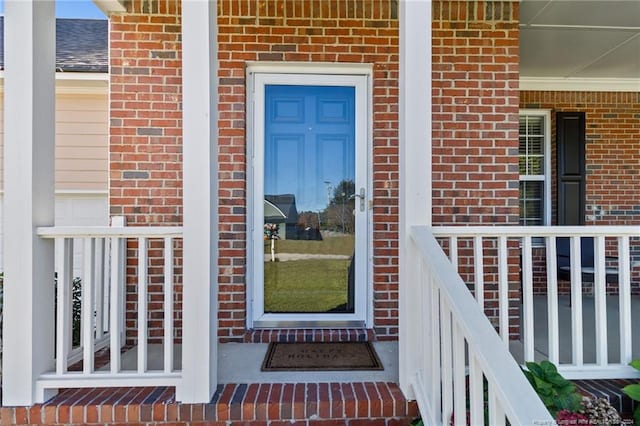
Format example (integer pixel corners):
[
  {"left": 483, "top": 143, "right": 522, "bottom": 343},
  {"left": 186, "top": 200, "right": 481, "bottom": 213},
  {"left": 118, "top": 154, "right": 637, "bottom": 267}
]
[
  {"left": 255, "top": 384, "right": 270, "bottom": 421},
  {"left": 267, "top": 383, "right": 283, "bottom": 420},
  {"left": 292, "top": 383, "right": 306, "bottom": 419}
]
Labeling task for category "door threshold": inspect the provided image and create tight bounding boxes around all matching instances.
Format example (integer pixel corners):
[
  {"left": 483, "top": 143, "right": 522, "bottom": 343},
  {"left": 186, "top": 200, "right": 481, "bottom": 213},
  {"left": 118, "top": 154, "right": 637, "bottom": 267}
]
[
  {"left": 253, "top": 320, "right": 365, "bottom": 329},
  {"left": 244, "top": 327, "right": 375, "bottom": 343}
]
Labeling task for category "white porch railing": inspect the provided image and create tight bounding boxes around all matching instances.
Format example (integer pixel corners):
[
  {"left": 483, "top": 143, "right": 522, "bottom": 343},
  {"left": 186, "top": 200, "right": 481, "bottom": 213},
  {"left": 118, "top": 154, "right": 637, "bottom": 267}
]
[
  {"left": 408, "top": 226, "right": 552, "bottom": 425},
  {"left": 36, "top": 223, "right": 183, "bottom": 393},
  {"left": 432, "top": 225, "right": 640, "bottom": 380}
]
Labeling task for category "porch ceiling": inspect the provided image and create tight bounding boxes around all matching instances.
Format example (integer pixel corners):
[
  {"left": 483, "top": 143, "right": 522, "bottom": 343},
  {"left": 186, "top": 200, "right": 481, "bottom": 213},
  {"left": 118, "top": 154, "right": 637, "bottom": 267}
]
[{"left": 520, "top": 0, "right": 640, "bottom": 79}]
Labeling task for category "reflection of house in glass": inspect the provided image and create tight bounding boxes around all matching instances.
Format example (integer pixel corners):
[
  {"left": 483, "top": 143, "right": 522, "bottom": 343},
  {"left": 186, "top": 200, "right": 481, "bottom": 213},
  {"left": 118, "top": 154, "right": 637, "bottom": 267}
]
[
  {"left": 265, "top": 194, "right": 323, "bottom": 240},
  {"left": 264, "top": 194, "right": 298, "bottom": 240}
]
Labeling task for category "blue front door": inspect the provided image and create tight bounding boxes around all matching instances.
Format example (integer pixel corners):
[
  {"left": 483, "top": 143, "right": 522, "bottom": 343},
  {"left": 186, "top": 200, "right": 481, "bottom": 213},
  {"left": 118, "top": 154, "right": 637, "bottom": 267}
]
[{"left": 263, "top": 84, "right": 358, "bottom": 315}]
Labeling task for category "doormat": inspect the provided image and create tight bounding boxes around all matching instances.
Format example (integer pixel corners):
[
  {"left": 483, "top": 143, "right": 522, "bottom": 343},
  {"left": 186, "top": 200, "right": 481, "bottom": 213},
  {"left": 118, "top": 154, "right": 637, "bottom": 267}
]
[{"left": 261, "top": 342, "right": 383, "bottom": 371}]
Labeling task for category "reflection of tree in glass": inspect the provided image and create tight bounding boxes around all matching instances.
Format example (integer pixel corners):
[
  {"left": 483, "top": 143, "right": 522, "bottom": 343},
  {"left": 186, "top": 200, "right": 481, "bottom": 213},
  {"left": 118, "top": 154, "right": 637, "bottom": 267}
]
[
  {"left": 330, "top": 180, "right": 355, "bottom": 205},
  {"left": 324, "top": 179, "right": 355, "bottom": 234}
]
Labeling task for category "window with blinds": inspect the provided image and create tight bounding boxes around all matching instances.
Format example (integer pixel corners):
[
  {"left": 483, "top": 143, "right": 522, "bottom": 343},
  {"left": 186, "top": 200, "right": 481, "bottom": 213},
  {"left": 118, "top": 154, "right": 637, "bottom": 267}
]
[{"left": 519, "top": 111, "right": 550, "bottom": 226}]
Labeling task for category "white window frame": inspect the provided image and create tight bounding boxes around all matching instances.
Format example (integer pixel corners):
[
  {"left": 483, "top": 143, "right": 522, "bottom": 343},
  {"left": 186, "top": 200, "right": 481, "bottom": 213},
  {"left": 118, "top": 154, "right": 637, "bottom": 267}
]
[
  {"left": 519, "top": 109, "right": 552, "bottom": 226},
  {"left": 245, "top": 62, "right": 374, "bottom": 329}
]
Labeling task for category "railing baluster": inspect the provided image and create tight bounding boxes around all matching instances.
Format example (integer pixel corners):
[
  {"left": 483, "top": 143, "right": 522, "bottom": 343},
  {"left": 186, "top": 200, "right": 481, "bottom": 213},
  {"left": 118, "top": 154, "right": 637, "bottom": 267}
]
[
  {"left": 94, "top": 238, "right": 104, "bottom": 341},
  {"left": 82, "top": 237, "right": 95, "bottom": 374},
  {"left": 452, "top": 322, "right": 466, "bottom": 426},
  {"left": 618, "top": 236, "right": 632, "bottom": 364},
  {"left": 449, "top": 236, "right": 458, "bottom": 271},
  {"left": 522, "top": 236, "right": 534, "bottom": 361},
  {"left": 570, "top": 236, "right": 584, "bottom": 366},
  {"left": 473, "top": 235, "right": 484, "bottom": 308},
  {"left": 109, "top": 236, "right": 122, "bottom": 374},
  {"left": 164, "top": 237, "right": 174, "bottom": 373},
  {"left": 428, "top": 268, "right": 442, "bottom": 425},
  {"left": 55, "top": 238, "right": 73, "bottom": 374},
  {"left": 138, "top": 237, "right": 148, "bottom": 374},
  {"left": 497, "top": 236, "right": 509, "bottom": 343},
  {"left": 488, "top": 383, "right": 506, "bottom": 426},
  {"left": 440, "top": 300, "right": 453, "bottom": 423},
  {"left": 593, "top": 235, "right": 608, "bottom": 366},
  {"left": 468, "top": 354, "right": 483, "bottom": 426},
  {"left": 102, "top": 238, "right": 111, "bottom": 335},
  {"left": 545, "top": 236, "right": 560, "bottom": 364},
  {"left": 111, "top": 216, "right": 127, "bottom": 348}
]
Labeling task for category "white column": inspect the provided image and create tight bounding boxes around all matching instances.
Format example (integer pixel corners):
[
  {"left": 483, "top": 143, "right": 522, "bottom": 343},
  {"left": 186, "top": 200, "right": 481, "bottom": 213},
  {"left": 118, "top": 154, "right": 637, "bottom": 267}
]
[
  {"left": 2, "top": 0, "right": 56, "bottom": 405},
  {"left": 398, "top": 0, "right": 432, "bottom": 398},
  {"left": 177, "top": 0, "right": 219, "bottom": 403}
]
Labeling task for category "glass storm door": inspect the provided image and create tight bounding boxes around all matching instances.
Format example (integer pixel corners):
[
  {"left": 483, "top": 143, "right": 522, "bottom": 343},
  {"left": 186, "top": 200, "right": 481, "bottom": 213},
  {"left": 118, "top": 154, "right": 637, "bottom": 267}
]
[{"left": 251, "top": 73, "right": 369, "bottom": 327}]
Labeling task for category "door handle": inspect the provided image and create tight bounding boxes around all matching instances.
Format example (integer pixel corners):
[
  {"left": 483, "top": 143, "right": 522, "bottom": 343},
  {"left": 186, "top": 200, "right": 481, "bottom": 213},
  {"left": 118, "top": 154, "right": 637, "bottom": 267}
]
[{"left": 352, "top": 187, "right": 366, "bottom": 212}]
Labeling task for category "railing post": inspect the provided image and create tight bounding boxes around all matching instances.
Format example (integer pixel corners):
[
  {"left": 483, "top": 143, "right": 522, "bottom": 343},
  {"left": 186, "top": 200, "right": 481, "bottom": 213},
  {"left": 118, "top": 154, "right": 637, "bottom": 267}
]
[
  {"left": 398, "top": 0, "right": 432, "bottom": 399},
  {"left": 2, "top": 0, "right": 56, "bottom": 405}
]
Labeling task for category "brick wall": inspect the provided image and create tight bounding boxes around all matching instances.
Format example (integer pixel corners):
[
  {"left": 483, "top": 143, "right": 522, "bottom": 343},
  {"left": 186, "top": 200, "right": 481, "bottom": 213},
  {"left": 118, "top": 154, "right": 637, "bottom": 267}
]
[
  {"left": 217, "top": 0, "right": 400, "bottom": 341},
  {"left": 109, "top": 0, "right": 526, "bottom": 343},
  {"left": 110, "top": 0, "right": 401, "bottom": 343},
  {"left": 432, "top": 1, "right": 522, "bottom": 336},
  {"left": 432, "top": 0, "right": 520, "bottom": 225},
  {"left": 110, "top": 1, "right": 183, "bottom": 344},
  {"left": 521, "top": 91, "right": 640, "bottom": 295},
  {"left": 520, "top": 91, "right": 640, "bottom": 226}
]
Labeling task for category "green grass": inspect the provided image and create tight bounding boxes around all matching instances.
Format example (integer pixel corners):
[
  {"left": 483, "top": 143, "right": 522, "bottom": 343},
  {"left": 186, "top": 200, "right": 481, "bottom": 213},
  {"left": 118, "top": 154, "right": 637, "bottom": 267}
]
[
  {"left": 266, "top": 235, "right": 354, "bottom": 256},
  {"left": 264, "top": 258, "right": 350, "bottom": 312}
]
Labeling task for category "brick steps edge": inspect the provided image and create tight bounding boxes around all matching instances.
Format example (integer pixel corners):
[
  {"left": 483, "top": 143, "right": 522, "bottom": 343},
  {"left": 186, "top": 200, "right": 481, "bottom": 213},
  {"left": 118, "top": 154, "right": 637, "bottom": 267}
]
[
  {"left": 574, "top": 378, "right": 639, "bottom": 416},
  {"left": 0, "top": 382, "right": 419, "bottom": 425}
]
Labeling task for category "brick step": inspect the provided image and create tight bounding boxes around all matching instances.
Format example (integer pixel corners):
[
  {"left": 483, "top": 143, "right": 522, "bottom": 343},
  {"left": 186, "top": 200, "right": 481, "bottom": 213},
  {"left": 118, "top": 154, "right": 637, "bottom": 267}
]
[
  {"left": 574, "top": 378, "right": 639, "bottom": 417},
  {"left": 1, "top": 382, "right": 419, "bottom": 425}
]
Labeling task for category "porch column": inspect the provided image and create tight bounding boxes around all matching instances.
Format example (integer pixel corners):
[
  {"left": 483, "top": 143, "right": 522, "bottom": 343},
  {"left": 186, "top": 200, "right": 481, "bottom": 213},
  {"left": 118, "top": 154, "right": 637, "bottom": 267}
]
[
  {"left": 2, "top": 0, "right": 56, "bottom": 405},
  {"left": 398, "top": 0, "right": 432, "bottom": 398},
  {"left": 178, "top": 0, "right": 219, "bottom": 403}
]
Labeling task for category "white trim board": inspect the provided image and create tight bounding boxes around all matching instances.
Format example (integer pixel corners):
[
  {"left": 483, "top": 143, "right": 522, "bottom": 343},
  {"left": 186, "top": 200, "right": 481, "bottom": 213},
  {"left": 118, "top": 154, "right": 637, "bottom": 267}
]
[
  {"left": 0, "top": 72, "right": 109, "bottom": 95},
  {"left": 520, "top": 77, "right": 640, "bottom": 92},
  {"left": 246, "top": 62, "right": 372, "bottom": 76}
]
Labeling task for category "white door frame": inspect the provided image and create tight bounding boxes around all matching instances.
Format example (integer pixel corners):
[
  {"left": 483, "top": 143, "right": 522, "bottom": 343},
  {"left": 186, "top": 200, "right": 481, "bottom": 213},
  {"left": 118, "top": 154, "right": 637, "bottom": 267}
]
[{"left": 246, "top": 62, "right": 373, "bottom": 329}]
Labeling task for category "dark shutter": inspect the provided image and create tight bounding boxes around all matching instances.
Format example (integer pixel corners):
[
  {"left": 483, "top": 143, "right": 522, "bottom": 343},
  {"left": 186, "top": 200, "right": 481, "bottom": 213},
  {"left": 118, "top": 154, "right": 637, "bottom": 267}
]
[{"left": 556, "top": 112, "right": 586, "bottom": 225}]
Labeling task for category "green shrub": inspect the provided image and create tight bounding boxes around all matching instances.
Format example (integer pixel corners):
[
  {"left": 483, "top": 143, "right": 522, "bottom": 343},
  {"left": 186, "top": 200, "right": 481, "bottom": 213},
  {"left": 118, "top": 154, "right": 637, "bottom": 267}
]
[
  {"left": 622, "top": 359, "right": 640, "bottom": 425},
  {"left": 54, "top": 274, "right": 83, "bottom": 348},
  {"left": 522, "top": 360, "right": 582, "bottom": 418},
  {"left": 71, "top": 277, "right": 82, "bottom": 347}
]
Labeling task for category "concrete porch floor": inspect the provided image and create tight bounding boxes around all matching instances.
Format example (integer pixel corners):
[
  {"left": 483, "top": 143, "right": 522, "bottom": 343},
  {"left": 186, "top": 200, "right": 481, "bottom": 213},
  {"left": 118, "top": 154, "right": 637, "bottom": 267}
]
[
  {"left": 510, "top": 295, "right": 640, "bottom": 364},
  {"left": 116, "top": 295, "right": 640, "bottom": 379},
  {"left": 114, "top": 341, "right": 399, "bottom": 384}
]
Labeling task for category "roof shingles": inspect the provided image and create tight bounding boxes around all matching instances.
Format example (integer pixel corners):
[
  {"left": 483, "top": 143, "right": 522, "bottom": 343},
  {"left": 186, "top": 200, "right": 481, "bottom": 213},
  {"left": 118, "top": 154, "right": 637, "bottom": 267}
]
[{"left": 0, "top": 17, "right": 108, "bottom": 73}]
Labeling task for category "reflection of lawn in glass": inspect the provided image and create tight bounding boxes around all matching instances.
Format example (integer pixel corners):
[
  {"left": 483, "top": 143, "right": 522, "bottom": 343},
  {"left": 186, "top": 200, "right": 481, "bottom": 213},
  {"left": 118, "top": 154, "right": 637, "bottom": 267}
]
[
  {"left": 264, "top": 259, "right": 349, "bottom": 313},
  {"left": 265, "top": 235, "right": 354, "bottom": 256}
]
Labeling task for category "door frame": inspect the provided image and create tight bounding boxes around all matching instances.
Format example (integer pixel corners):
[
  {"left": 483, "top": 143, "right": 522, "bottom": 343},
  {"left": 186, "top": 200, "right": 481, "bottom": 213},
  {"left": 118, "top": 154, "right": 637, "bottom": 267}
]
[{"left": 245, "top": 62, "right": 373, "bottom": 329}]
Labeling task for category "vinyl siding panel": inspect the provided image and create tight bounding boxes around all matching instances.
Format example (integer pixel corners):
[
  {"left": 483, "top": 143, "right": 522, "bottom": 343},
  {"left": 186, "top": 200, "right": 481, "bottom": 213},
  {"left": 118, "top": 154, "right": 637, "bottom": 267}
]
[
  {"left": 0, "top": 92, "right": 108, "bottom": 191},
  {"left": 55, "top": 94, "right": 109, "bottom": 190}
]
